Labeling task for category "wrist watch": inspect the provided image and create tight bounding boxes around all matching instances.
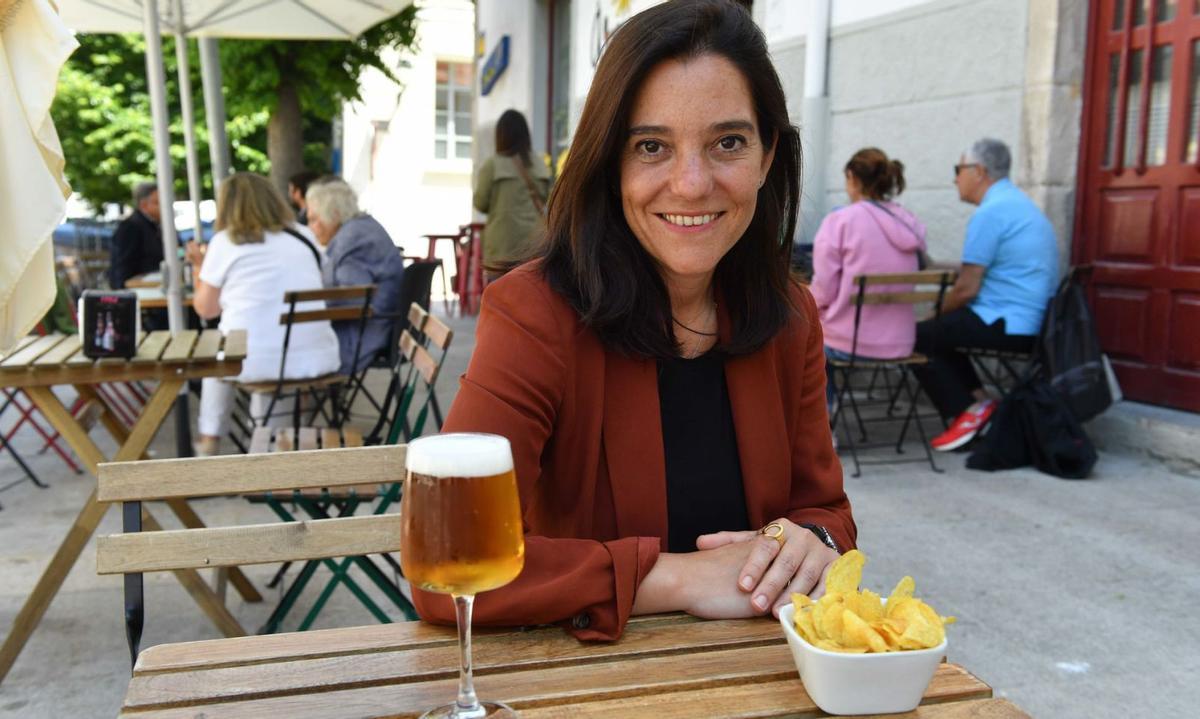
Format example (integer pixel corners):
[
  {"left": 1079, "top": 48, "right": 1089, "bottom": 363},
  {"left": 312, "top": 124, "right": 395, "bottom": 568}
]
[{"left": 800, "top": 523, "right": 840, "bottom": 553}]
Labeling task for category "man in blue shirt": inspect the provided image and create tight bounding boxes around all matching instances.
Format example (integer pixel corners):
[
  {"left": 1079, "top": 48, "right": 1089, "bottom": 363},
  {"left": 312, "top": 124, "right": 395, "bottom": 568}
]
[{"left": 913, "top": 138, "right": 1058, "bottom": 450}]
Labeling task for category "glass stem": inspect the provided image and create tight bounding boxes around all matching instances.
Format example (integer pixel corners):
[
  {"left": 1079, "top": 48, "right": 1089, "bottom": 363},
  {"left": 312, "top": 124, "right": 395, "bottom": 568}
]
[{"left": 453, "top": 593, "right": 481, "bottom": 715}]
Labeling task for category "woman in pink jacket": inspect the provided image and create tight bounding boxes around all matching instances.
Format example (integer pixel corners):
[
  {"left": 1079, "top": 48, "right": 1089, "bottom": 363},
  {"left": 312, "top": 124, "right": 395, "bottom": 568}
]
[{"left": 811, "top": 148, "right": 926, "bottom": 408}]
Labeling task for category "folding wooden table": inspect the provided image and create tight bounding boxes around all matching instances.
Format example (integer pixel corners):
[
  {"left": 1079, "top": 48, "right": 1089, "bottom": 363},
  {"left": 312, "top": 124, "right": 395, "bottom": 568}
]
[
  {"left": 0, "top": 329, "right": 260, "bottom": 684},
  {"left": 114, "top": 614, "right": 1029, "bottom": 718}
]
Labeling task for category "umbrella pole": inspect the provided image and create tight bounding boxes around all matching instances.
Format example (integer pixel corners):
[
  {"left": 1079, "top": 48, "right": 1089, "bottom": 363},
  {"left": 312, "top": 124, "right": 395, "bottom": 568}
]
[
  {"left": 141, "top": 0, "right": 184, "bottom": 333},
  {"left": 172, "top": 1, "right": 204, "bottom": 248},
  {"left": 143, "top": 0, "right": 194, "bottom": 458},
  {"left": 198, "top": 38, "right": 231, "bottom": 189}
]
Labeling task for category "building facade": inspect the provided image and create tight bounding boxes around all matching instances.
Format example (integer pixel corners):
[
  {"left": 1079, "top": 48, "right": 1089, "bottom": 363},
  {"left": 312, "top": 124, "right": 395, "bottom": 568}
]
[
  {"left": 341, "top": 0, "right": 476, "bottom": 257},
  {"left": 469, "top": 0, "right": 1199, "bottom": 412}
]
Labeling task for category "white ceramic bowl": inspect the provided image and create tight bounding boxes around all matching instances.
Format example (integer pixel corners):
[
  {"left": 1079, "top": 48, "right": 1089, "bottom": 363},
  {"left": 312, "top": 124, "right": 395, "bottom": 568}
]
[{"left": 778, "top": 602, "right": 946, "bottom": 716}]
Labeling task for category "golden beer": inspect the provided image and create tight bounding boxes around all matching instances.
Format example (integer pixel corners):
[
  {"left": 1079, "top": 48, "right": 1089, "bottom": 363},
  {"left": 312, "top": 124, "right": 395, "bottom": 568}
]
[{"left": 400, "top": 435, "right": 525, "bottom": 595}]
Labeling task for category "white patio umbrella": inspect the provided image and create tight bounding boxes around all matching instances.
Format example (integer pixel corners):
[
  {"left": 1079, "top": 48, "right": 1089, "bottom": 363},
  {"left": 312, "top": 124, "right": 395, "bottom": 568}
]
[
  {"left": 0, "top": 0, "right": 78, "bottom": 352},
  {"left": 54, "top": 0, "right": 415, "bottom": 334}
]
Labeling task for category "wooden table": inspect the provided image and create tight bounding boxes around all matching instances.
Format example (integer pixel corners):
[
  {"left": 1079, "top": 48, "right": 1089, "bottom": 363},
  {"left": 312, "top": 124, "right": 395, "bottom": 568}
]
[
  {"left": 0, "top": 330, "right": 260, "bottom": 684},
  {"left": 125, "top": 272, "right": 163, "bottom": 289},
  {"left": 117, "top": 614, "right": 1029, "bottom": 718},
  {"left": 131, "top": 286, "right": 193, "bottom": 310}
]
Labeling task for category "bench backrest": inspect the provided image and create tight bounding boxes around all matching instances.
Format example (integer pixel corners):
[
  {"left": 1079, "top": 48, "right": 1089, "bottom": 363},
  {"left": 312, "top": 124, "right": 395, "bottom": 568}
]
[
  {"left": 95, "top": 445, "right": 407, "bottom": 575},
  {"left": 853, "top": 270, "right": 957, "bottom": 307}
]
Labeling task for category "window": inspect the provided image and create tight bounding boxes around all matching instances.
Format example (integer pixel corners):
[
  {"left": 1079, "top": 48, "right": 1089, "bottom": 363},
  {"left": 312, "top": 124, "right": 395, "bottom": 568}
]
[{"left": 435, "top": 61, "right": 473, "bottom": 160}]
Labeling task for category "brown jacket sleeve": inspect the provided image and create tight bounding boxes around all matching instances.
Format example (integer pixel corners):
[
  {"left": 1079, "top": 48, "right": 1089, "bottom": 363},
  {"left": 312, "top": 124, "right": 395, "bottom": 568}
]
[
  {"left": 411, "top": 268, "right": 660, "bottom": 640},
  {"left": 782, "top": 285, "right": 858, "bottom": 552}
]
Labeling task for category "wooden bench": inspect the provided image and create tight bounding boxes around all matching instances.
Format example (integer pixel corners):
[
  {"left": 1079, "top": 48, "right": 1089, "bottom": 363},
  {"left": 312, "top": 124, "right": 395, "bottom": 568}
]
[{"left": 95, "top": 445, "right": 414, "bottom": 663}]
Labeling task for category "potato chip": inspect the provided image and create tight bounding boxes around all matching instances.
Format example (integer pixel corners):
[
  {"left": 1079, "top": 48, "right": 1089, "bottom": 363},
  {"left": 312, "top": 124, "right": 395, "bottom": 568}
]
[
  {"left": 790, "top": 551, "right": 951, "bottom": 654},
  {"left": 825, "top": 549, "right": 866, "bottom": 595},
  {"left": 793, "top": 605, "right": 819, "bottom": 644},
  {"left": 840, "top": 609, "right": 890, "bottom": 653},
  {"left": 887, "top": 576, "right": 915, "bottom": 606}
]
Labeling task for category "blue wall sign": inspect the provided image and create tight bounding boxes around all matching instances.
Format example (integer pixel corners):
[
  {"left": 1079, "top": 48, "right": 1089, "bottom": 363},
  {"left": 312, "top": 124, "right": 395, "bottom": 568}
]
[{"left": 480, "top": 35, "right": 510, "bottom": 97}]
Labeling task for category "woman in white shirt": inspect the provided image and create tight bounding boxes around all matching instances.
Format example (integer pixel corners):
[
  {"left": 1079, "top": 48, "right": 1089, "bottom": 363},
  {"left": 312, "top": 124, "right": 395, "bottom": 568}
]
[{"left": 186, "top": 172, "right": 340, "bottom": 455}]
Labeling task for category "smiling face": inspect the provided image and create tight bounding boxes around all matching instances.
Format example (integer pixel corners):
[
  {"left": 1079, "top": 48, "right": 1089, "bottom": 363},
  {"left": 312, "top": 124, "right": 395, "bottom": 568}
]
[{"left": 619, "top": 53, "right": 775, "bottom": 296}]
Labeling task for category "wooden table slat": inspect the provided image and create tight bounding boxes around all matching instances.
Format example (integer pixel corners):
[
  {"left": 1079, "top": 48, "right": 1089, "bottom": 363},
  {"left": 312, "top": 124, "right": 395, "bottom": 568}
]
[
  {"left": 275, "top": 428, "right": 295, "bottom": 452},
  {"left": 320, "top": 428, "right": 340, "bottom": 449},
  {"left": 0, "top": 335, "right": 68, "bottom": 370},
  {"left": 191, "top": 330, "right": 223, "bottom": 361},
  {"left": 297, "top": 427, "right": 318, "bottom": 451},
  {"left": 158, "top": 330, "right": 199, "bottom": 363},
  {"left": 32, "top": 335, "right": 83, "bottom": 367},
  {"left": 132, "top": 331, "right": 173, "bottom": 364},
  {"left": 133, "top": 615, "right": 700, "bottom": 674},
  {"left": 221, "top": 330, "right": 248, "bottom": 361},
  {"left": 0, "top": 335, "right": 39, "bottom": 361}
]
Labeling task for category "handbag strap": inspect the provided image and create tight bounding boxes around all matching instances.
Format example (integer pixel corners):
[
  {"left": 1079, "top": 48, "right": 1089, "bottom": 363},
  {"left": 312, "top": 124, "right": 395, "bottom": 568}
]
[
  {"left": 512, "top": 156, "right": 547, "bottom": 215},
  {"left": 865, "top": 200, "right": 921, "bottom": 242},
  {"left": 282, "top": 226, "right": 323, "bottom": 269}
]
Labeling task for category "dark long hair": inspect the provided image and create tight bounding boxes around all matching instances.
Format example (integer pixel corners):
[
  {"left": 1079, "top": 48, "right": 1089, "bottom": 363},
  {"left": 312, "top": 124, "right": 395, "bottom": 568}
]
[
  {"left": 845, "top": 147, "right": 906, "bottom": 201},
  {"left": 495, "top": 109, "right": 533, "bottom": 167},
  {"left": 538, "top": 0, "right": 801, "bottom": 358}
]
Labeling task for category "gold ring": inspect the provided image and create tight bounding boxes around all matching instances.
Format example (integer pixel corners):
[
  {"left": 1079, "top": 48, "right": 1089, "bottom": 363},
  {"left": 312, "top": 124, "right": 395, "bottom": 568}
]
[{"left": 759, "top": 522, "right": 786, "bottom": 548}]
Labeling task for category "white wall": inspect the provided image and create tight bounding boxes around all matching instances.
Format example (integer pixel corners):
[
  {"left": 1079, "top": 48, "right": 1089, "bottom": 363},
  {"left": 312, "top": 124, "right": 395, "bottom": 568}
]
[
  {"left": 341, "top": 0, "right": 476, "bottom": 253},
  {"left": 473, "top": 0, "right": 541, "bottom": 158}
]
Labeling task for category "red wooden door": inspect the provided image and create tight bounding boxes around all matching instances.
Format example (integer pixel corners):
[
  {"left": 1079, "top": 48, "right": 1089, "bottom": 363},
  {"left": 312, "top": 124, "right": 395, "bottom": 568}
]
[{"left": 1075, "top": 0, "right": 1200, "bottom": 412}]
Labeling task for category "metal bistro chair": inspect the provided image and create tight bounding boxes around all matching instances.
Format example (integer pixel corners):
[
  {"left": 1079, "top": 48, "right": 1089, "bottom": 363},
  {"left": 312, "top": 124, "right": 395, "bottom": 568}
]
[
  {"left": 364, "top": 303, "right": 453, "bottom": 447},
  {"left": 229, "top": 285, "right": 375, "bottom": 452},
  {"left": 827, "top": 270, "right": 955, "bottom": 477},
  {"left": 95, "top": 445, "right": 411, "bottom": 665}
]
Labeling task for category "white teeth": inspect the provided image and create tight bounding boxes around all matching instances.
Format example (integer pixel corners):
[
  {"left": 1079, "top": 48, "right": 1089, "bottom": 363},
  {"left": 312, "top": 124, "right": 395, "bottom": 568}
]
[{"left": 663, "top": 213, "right": 718, "bottom": 227}]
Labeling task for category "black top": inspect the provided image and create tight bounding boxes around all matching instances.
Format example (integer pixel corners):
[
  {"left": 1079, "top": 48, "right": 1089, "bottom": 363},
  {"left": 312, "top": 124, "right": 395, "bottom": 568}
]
[
  {"left": 108, "top": 210, "right": 163, "bottom": 289},
  {"left": 658, "top": 351, "right": 751, "bottom": 553}
]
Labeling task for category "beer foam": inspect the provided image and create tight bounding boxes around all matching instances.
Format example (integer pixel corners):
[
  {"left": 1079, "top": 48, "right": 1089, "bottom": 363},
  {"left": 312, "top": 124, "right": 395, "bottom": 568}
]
[{"left": 406, "top": 433, "right": 513, "bottom": 477}]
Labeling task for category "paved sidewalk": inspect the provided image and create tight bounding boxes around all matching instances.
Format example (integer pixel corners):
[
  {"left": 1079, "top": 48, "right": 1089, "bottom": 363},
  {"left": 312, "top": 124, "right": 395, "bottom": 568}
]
[{"left": 0, "top": 309, "right": 1196, "bottom": 718}]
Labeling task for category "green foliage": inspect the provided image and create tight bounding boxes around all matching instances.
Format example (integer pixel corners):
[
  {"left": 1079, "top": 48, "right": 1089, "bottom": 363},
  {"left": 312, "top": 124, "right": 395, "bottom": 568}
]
[
  {"left": 52, "top": 32, "right": 269, "bottom": 211},
  {"left": 52, "top": 7, "right": 419, "bottom": 214},
  {"left": 219, "top": 9, "right": 419, "bottom": 120}
]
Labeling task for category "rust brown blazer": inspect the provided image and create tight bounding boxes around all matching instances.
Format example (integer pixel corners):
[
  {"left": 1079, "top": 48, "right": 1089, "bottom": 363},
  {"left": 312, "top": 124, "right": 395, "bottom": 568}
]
[{"left": 413, "top": 264, "right": 856, "bottom": 640}]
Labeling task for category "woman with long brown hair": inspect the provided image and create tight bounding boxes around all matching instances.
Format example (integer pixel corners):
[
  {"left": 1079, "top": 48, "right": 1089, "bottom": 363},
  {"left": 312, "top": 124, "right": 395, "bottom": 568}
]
[
  {"left": 417, "top": 0, "right": 855, "bottom": 640},
  {"left": 473, "top": 109, "right": 551, "bottom": 272}
]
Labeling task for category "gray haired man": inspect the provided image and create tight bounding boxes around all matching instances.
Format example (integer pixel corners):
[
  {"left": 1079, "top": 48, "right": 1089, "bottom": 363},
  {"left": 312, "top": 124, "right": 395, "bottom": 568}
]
[{"left": 911, "top": 138, "right": 1059, "bottom": 451}]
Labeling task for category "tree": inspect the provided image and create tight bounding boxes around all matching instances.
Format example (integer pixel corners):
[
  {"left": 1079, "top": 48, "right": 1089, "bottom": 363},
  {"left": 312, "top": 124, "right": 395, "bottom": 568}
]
[
  {"left": 51, "top": 8, "right": 419, "bottom": 212},
  {"left": 52, "top": 33, "right": 269, "bottom": 212},
  {"left": 218, "top": 7, "right": 420, "bottom": 194}
]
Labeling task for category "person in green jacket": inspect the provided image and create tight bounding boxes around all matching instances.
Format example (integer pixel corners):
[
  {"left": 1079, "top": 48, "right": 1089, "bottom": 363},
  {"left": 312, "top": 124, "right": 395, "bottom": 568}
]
[{"left": 473, "top": 110, "right": 552, "bottom": 275}]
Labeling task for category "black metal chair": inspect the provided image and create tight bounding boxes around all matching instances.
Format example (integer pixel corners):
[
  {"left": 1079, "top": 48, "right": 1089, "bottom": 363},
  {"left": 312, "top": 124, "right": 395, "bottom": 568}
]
[
  {"left": 827, "top": 270, "right": 955, "bottom": 477},
  {"left": 342, "top": 260, "right": 441, "bottom": 423}
]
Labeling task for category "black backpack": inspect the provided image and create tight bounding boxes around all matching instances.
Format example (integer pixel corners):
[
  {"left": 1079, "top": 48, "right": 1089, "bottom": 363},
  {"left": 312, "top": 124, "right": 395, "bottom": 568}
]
[
  {"left": 967, "top": 268, "right": 1105, "bottom": 479},
  {"left": 1036, "top": 272, "right": 1112, "bottom": 423},
  {"left": 967, "top": 380, "right": 1097, "bottom": 479}
]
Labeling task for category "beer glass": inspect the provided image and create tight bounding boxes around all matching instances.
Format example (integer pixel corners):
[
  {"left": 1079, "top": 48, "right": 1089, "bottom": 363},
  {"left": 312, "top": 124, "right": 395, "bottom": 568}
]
[{"left": 401, "top": 433, "right": 525, "bottom": 718}]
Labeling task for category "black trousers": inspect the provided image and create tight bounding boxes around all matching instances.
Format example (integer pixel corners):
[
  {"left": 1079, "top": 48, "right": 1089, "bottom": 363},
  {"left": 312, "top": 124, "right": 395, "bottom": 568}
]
[{"left": 911, "top": 308, "right": 1034, "bottom": 421}]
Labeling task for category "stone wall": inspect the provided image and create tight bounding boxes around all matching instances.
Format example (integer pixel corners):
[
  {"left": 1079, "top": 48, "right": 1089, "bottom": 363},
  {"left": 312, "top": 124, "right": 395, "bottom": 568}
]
[{"left": 770, "top": 0, "right": 1086, "bottom": 267}]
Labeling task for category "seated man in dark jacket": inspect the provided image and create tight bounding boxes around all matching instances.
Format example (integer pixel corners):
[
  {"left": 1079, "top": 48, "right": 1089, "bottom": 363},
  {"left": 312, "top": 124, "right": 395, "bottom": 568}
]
[
  {"left": 109, "top": 181, "right": 164, "bottom": 289},
  {"left": 305, "top": 177, "right": 406, "bottom": 375}
]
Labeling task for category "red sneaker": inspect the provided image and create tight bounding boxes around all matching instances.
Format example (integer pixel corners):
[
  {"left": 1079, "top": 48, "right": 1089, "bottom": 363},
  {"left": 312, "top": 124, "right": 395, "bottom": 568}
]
[{"left": 930, "top": 400, "right": 997, "bottom": 452}]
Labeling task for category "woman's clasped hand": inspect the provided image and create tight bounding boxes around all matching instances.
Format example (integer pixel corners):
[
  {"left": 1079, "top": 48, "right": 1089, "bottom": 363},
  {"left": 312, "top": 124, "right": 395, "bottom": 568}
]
[{"left": 639, "top": 520, "right": 839, "bottom": 620}]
